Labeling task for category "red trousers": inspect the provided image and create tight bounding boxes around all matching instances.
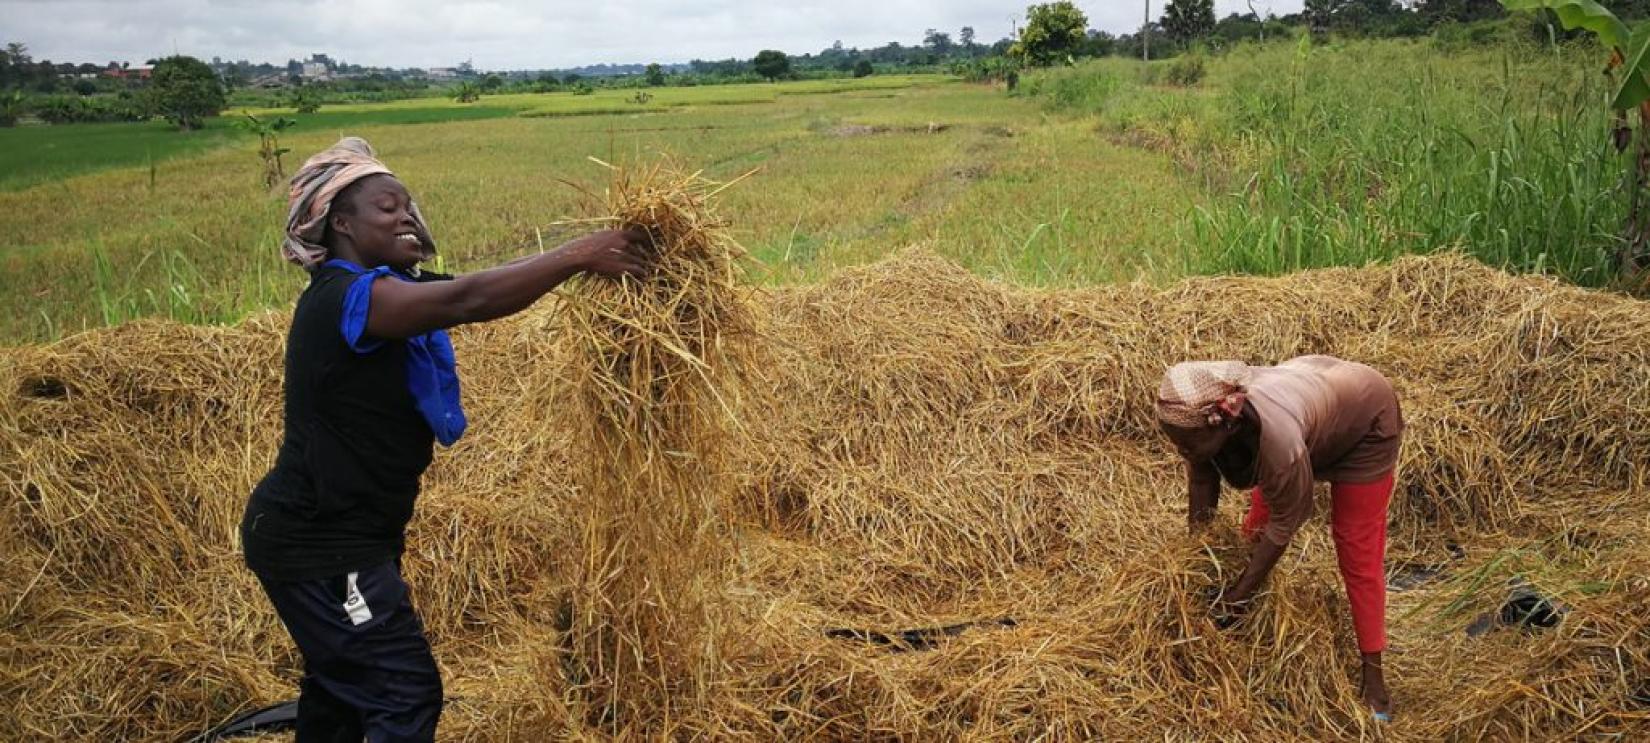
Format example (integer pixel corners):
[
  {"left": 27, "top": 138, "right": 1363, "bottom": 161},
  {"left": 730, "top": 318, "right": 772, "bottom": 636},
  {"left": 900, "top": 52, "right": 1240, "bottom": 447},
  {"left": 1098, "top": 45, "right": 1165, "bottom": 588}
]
[{"left": 1241, "top": 471, "right": 1392, "bottom": 654}]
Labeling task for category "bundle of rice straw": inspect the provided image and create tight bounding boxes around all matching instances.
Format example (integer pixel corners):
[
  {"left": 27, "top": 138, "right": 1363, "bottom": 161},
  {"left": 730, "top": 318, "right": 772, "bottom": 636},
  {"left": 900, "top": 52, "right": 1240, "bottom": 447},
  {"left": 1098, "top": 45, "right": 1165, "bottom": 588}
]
[
  {"left": 8, "top": 247, "right": 1650, "bottom": 741},
  {"left": 550, "top": 159, "right": 756, "bottom": 734}
]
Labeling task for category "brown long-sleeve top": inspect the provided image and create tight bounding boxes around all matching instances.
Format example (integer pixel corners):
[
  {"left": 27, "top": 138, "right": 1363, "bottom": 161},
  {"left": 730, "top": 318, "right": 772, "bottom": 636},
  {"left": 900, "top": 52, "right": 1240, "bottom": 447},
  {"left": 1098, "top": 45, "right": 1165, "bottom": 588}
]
[{"left": 1194, "top": 355, "right": 1404, "bottom": 546}]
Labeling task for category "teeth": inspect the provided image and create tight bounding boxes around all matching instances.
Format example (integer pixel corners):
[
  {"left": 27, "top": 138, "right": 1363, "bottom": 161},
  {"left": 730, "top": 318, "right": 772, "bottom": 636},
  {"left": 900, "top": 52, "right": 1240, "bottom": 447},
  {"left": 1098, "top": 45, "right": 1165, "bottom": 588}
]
[{"left": 398, "top": 234, "right": 419, "bottom": 242}]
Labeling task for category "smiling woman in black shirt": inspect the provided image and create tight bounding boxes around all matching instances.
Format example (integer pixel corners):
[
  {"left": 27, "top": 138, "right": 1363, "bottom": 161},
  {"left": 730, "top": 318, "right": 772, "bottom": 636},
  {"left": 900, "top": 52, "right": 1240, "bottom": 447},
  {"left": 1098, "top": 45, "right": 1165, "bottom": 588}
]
[{"left": 241, "top": 137, "right": 652, "bottom": 742}]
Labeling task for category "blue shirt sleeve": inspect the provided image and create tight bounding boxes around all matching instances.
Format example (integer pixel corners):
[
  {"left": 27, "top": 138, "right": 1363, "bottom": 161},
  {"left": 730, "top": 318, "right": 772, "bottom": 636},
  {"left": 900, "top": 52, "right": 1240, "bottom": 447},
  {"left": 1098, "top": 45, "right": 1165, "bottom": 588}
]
[{"left": 339, "top": 268, "right": 392, "bottom": 354}]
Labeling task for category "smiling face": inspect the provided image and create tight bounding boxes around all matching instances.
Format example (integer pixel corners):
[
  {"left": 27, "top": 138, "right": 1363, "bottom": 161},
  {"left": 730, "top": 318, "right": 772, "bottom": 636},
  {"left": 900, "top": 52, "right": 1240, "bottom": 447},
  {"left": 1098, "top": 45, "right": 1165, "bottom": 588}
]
[{"left": 326, "top": 174, "right": 426, "bottom": 272}]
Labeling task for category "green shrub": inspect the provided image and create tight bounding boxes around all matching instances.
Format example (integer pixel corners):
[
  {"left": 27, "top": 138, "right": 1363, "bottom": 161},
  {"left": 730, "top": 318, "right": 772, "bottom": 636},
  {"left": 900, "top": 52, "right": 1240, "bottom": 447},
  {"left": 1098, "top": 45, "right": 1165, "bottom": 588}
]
[
  {"left": 0, "top": 92, "right": 24, "bottom": 127},
  {"left": 1018, "top": 60, "right": 1127, "bottom": 113},
  {"left": 1137, "top": 54, "right": 1209, "bottom": 86},
  {"left": 27, "top": 93, "right": 149, "bottom": 124},
  {"left": 1164, "top": 54, "right": 1206, "bottom": 86}
]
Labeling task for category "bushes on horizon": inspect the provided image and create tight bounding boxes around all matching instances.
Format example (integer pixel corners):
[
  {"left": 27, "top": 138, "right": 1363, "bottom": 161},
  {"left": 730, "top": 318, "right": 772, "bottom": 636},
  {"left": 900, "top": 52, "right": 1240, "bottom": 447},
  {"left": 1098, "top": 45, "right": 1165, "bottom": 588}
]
[{"left": 27, "top": 92, "right": 149, "bottom": 124}]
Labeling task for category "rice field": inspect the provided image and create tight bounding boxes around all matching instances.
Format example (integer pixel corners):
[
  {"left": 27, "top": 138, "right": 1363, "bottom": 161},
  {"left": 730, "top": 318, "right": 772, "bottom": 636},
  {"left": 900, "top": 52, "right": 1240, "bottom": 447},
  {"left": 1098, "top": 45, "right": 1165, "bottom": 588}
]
[
  {"left": 5, "top": 36, "right": 1650, "bottom": 741},
  {"left": 0, "top": 74, "right": 1195, "bottom": 343}
]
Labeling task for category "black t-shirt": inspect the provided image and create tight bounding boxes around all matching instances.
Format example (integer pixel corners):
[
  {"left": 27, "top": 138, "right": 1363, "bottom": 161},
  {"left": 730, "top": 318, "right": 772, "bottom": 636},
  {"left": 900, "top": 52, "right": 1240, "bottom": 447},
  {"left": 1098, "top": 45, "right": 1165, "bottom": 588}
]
[{"left": 241, "top": 264, "right": 446, "bottom": 581}]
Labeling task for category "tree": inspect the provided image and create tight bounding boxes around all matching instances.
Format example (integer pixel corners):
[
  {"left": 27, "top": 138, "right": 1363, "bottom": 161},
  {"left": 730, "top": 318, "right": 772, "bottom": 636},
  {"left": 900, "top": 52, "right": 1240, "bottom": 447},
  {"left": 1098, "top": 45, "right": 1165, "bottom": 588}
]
[
  {"left": 1162, "top": 0, "right": 1217, "bottom": 41},
  {"left": 32, "top": 60, "right": 58, "bottom": 93},
  {"left": 924, "top": 28, "right": 954, "bottom": 54},
  {"left": 753, "top": 50, "right": 790, "bottom": 81},
  {"left": 148, "top": 56, "right": 225, "bottom": 130},
  {"left": 1081, "top": 29, "right": 1119, "bottom": 56},
  {"left": 644, "top": 63, "right": 665, "bottom": 86},
  {"left": 1333, "top": 2, "right": 1374, "bottom": 33},
  {"left": 1009, "top": 2, "right": 1090, "bottom": 66},
  {"left": 1214, "top": 12, "right": 1266, "bottom": 44},
  {"left": 1305, "top": 0, "right": 1347, "bottom": 34},
  {"left": 853, "top": 59, "right": 874, "bottom": 78},
  {"left": 454, "top": 81, "right": 481, "bottom": 103},
  {"left": 1418, "top": 0, "right": 1503, "bottom": 23},
  {"left": 2, "top": 42, "right": 31, "bottom": 91},
  {"left": 480, "top": 73, "right": 504, "bottom": 92},
  {"left": 960, "top": 26, "right": 977, "bottom": 51}
]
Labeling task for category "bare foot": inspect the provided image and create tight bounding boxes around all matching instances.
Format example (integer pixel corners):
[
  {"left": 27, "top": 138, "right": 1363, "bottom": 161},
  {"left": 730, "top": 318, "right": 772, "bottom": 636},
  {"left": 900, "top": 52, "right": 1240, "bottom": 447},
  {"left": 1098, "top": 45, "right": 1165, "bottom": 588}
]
[{"left": 1361, "top": 652, "right": 1394, "bottom": 719}]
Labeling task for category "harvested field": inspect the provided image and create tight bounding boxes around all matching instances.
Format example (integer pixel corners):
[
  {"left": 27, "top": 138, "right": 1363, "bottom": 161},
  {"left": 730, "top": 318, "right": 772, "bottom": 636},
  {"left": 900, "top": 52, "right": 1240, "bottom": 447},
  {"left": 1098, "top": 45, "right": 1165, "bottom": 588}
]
[{"left": 3, "top": 252, "right": 1649, "bottom": 740}]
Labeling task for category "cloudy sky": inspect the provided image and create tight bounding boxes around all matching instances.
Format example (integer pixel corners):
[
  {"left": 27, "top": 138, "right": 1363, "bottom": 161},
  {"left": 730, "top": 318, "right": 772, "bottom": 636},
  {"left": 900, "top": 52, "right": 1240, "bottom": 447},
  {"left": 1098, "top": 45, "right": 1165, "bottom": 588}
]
[{"left": 1, "top": 0, "right": 1305, "bottom": 71}]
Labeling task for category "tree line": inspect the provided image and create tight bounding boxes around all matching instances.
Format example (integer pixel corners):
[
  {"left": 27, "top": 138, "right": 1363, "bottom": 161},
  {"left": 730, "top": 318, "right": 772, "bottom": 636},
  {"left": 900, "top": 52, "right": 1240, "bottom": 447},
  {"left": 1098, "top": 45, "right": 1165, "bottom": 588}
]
[
  {"left": 9, "top": 0, "right": 1645, "bottom": 129},
  {"left": 1097, "top": 0, "right": 1650, "bottom": 61}
]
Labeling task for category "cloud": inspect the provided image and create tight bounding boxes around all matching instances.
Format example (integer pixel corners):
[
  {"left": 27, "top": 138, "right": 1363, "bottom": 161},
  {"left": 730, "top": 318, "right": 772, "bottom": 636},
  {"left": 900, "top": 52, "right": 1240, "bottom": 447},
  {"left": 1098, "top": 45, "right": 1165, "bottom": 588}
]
[{"left": 0, "top": 0, "right": 1305, "bottom": 70}]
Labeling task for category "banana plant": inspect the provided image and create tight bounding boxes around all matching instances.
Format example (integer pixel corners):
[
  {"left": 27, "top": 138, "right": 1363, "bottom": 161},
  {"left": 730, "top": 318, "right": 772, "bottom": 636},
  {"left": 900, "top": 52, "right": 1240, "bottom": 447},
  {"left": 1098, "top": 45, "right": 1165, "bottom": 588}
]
[
  {"left": 236, "top": 113, "right": 297, "bottom": 189},
  {"left": 1504, "top": 0, "right": 1650, "bottom": 280}
]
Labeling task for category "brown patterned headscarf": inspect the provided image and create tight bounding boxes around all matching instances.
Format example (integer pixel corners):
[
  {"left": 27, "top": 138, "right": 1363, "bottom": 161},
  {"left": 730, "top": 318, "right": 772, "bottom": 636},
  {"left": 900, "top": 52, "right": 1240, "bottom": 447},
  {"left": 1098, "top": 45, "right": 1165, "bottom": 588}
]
[
  {"left": 282, "top": 136, "right": 435, "bottom": 270},
  {"left": 1156, "top": 360, "right": 1252, "bottom": 429}
]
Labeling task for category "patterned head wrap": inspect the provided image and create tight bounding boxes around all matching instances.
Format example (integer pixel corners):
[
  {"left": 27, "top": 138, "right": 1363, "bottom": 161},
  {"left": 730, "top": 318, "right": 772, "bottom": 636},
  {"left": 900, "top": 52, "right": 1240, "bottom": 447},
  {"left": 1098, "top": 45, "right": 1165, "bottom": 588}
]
[
  {"left": 1156, "top": 360, "right": 1253, "bottom": 429},
  {"left": 283, "top": 136, "right": 436, "bottom": 270}
]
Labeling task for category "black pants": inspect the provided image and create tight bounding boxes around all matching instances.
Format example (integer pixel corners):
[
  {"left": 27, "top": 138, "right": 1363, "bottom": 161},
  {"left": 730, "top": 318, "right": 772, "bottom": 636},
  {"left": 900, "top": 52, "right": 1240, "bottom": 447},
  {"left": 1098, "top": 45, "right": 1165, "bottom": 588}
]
[{"left": 256, "top": 561, "right": 442, "bottom": 743}]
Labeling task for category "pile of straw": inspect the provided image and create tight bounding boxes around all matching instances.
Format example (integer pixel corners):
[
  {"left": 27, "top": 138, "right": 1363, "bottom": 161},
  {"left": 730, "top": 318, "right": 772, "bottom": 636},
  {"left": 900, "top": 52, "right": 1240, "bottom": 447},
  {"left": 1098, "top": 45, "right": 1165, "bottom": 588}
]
[
  {"left": 4, "top": 232, "right": 1649, "bottom": 738},
  {"left": 551, "top": 161, "right": 755, "bottom": 733}
]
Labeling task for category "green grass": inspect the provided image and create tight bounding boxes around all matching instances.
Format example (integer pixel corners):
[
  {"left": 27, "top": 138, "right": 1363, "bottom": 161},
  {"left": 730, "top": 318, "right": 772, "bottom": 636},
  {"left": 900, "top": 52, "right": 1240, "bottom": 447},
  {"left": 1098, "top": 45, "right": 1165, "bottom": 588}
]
[
  {"left": 232, "top": 75, "right": 939, "bottom": 119},
  {"left": 0, "top": 75, "right": 941, "bottom": 193},
  {"left": 12, "top": 38, "right": 1626, "bottom": 346},
  {"left": 0, "top": 106, "right": 523, "bottom": 191},
  {"left": 0, "top": 119, "right": 240, "bottom": 192},
  {"left": 1022, "top": 37, "right": 1629, "bottom": 287},
  {"left": 0, "top": 77, "right": 1195, "bottom": 342}
]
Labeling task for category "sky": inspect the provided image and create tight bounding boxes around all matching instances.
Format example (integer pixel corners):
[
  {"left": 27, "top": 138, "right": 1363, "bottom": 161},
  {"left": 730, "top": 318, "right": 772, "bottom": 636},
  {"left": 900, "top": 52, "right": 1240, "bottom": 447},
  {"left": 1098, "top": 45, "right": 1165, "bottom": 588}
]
[{"left": 0, "top": 0, "right": 1306, "bottom": 71}]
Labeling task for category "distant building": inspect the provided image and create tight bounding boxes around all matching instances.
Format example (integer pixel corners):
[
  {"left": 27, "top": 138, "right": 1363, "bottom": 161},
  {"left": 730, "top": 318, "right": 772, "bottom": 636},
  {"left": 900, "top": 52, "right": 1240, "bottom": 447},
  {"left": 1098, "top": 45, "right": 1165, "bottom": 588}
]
[
  {"left": 301, "top": 61, "right": 331, "bottom": 81},
  {"left": 102, "top": 65, "right": 152, "bottom": 80},
  {"left": 251, "top": 72, "right": 290, "bottom": 89},
  {"left": 426, "top": 67, "right": 458, "bottom": 80}
]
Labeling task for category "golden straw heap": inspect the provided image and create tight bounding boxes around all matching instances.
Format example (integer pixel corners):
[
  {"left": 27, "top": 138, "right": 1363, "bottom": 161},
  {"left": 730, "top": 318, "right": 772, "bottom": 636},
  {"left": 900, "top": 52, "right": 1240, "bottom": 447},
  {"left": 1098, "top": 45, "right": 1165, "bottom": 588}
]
[{"left": 2, "top": 159, "right": 1649, "bottom": 741}]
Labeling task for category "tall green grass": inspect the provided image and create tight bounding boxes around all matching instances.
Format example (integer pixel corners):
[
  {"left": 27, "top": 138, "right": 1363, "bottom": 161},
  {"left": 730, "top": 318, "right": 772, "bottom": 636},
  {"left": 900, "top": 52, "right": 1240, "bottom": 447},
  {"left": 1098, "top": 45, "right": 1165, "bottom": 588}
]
[{"left": 1026, "top": 37, "right": 1630, "bottom": 287}]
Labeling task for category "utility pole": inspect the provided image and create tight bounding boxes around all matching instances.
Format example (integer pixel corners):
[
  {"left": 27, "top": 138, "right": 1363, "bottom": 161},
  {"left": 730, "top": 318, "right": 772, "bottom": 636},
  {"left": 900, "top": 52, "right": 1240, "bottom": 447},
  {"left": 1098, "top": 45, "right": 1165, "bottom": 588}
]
[{"left": 1144, "top": 1, "right": 1150, "bottom": 62}]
